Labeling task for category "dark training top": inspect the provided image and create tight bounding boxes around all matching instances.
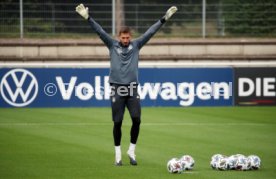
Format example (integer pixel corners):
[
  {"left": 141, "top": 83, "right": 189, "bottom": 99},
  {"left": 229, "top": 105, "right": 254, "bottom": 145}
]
[{"left": 88, "top": 17, "right": 164, "bottom": 85}]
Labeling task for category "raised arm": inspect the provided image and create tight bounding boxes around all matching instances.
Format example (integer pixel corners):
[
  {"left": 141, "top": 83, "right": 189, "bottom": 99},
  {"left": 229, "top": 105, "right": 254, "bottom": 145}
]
[
  {"left": 135, "top": 6, "right": 178, "bottom": 49},
  {"left": 76, "top": 4, "right": 114, "bottom": 48}
]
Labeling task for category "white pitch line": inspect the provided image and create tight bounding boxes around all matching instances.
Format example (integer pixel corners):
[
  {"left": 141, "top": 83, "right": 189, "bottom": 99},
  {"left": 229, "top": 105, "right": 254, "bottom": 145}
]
[
  {"left": 142, "top": 122, "right": 271, "bottom": 126},
  {"left": 182, "top": 171, "right": 199, "bottom": 174},
  {"left": 0, "top": 122, "right": 111, "bottom": 126},
  {"left": 0, "top": 122, "right": 272, "bottom": 126}
]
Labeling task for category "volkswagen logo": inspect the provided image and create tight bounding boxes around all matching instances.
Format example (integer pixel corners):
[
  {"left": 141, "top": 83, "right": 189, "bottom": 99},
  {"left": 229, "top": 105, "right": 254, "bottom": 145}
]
[{"left": 0, "top": 69, "right": 38, "bottom": 107}]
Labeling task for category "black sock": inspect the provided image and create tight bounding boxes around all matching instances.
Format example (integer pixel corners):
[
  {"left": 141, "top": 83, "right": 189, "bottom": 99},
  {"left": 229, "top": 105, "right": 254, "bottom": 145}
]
[
  {"left": 113, "top": 121, "right": 122, "bottom": 146},
  {"left": 130, "top": 117, "right": 141, "bottom": 144}
]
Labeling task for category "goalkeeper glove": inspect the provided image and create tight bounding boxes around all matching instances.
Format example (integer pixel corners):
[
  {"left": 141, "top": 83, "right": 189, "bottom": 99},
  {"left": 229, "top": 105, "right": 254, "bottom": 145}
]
[
  {"left": 76, "top": 4, "right": 89, "bottom": 20},
  {"left": 162, "top": 6, "right": 178, "bottom": 23}
]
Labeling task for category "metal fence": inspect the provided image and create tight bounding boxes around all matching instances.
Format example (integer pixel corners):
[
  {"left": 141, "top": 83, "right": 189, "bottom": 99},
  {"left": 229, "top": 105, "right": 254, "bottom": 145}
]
[{"left": 0, "top": 2, "right": 275, "bottom": 38}]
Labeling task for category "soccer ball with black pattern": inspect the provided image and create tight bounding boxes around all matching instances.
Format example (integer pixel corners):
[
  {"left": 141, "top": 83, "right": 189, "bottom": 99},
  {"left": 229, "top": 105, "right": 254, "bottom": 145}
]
[
  {"left": 210, "top": 154, "right": 227, "bottom": 170},
  {"left": 179, "top": 155, "right": 195, "bottom": 170},
  {"left": 247, "top": 155, "right": 261, "bottom": 170},
  {"left": 167, "top": 158, "right": 182, "bottom": 174}
]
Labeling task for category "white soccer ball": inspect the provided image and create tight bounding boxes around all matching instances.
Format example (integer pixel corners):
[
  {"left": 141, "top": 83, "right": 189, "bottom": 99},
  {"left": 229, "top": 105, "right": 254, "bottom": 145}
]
[
  {"left": 236, "top": 155, "right": 250, "bottom": 171},
  {"left": 210, "top": 154, "right": 227, "bottom": 170},
  {"left": 247, "top": 155, "right": 261, "bottom": 170},
  {"left": 167, "top": 158, "right": 182, "bottom": 174},
  {"left": 226, "top": 155, "right": 239, "bottom": 170},
  {"left": 179, "top": 155, "right": 195, "bottom": 170},
  {"left": 217, "top": 157, "right": 228, "bottom": 170}
]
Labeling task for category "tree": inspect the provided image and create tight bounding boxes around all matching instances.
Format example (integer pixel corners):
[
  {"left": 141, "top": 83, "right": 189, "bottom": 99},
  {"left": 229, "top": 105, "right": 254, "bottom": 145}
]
[
  {"left": 223, "top": 0, "right": 276, "bottom": 36},
  {"left": 116, "top": 0, "right": 125, "bottom": 35}
]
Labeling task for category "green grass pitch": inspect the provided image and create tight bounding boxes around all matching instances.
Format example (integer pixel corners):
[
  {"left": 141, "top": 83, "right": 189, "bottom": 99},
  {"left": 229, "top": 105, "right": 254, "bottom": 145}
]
[{"left": 0, "top": 107, "right": 276, "bottom": 179}]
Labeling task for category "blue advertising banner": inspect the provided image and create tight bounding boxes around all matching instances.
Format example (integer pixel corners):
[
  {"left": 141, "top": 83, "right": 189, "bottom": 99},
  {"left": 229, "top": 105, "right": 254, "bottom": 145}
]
[
  {"left": 0, "top": 68, "right": 233, "bottom": 107},
  {"left": 139, "top": 68, "right": 233, "bottom": 107}
]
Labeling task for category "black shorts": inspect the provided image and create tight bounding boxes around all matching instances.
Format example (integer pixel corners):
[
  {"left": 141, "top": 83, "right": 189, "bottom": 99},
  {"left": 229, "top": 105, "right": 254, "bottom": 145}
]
[{"left": 110, "top": 83, "right": 141, "bottom": 122}]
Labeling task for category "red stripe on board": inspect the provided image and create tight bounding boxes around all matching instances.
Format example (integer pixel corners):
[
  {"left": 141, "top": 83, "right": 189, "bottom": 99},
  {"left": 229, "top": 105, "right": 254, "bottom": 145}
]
[{"left": 252, "top": 100, "right": 275, "bottom": 104}]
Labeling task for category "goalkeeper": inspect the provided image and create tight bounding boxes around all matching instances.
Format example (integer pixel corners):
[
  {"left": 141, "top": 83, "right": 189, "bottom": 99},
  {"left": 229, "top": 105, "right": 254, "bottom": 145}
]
[{"left": 76, "top": 3, "right": 177, "bottom": 166}]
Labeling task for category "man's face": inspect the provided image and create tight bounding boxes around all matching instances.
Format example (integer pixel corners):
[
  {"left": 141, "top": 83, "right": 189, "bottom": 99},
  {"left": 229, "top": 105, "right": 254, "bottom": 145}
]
[{"left": 119, "top": 32, "right": 131, "bottom": 47}]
